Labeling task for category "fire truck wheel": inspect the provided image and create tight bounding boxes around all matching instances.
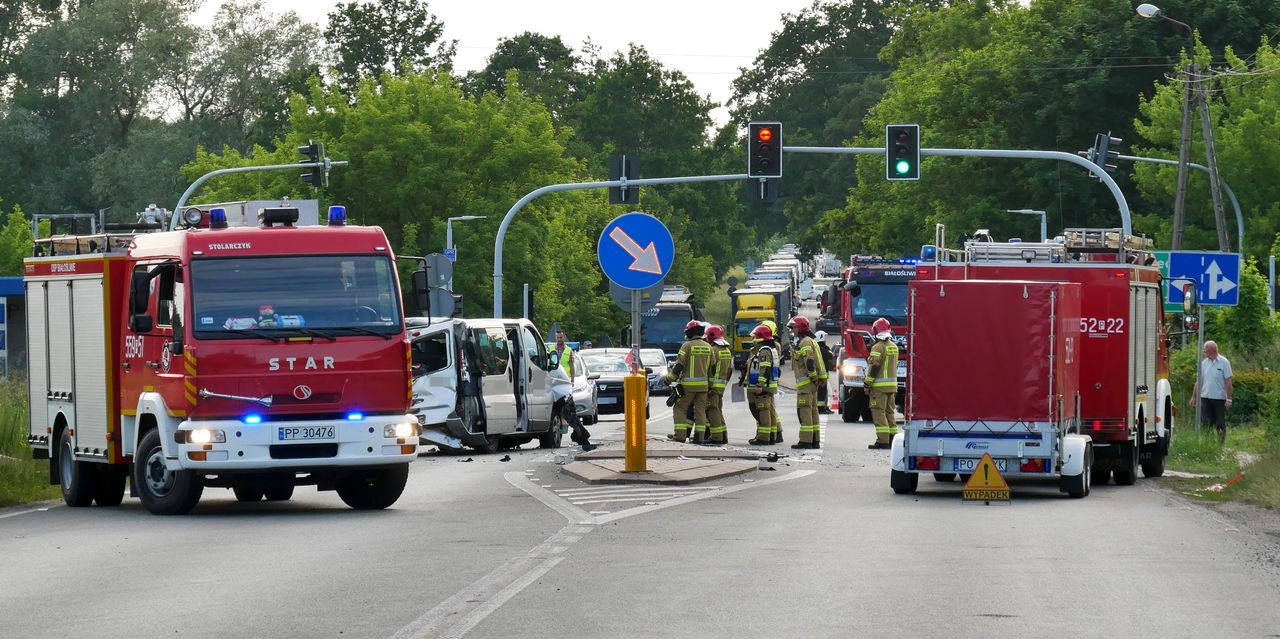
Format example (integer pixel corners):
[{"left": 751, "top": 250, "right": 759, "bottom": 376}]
[
  {"left": 232, "top": 487, "right": 264, "bottom": 502},
  {"left": 1141, "top": 442, "right": 1166, "bottom": 478},
  {"left": 132, "top": 429, "right": 204, "bottom": 515},
  {"left": 336, "top": 464, "right": 410, "bottom": 510},
  {"left": 264, "top": 485, "right": 295, "bottom": 501},
  {"left": 92, "top": 468, "right": 127, "bottom": 507},
  {"left": 890, "top": 469, "right": 918, "bottom": 494},
  {"left": 58, "top": 430, "right": 96, "bottom": 507},
  {"left": 842, "top": 392, "right": 867, "bottom": 423},
  {"left": 1113, "top": 442, "right": 1139, "bottom": 486},
  {"left": 1093, "top": 469, "right": 1112, "bottom": 486},
  {"left": 933, "top": 473, "right": 957, "bottom": 482}
]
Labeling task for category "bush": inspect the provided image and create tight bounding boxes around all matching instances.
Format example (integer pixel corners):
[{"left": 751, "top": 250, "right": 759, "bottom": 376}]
[{"left": 0, "top": 380, "right": 59, "bottom": 507}]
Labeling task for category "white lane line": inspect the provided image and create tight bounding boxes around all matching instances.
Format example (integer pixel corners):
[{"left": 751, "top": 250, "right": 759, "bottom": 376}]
[
  {"left": 593, "top": 470, "right": 815, "bottom": 524},
  {"left": 508, "top": 473, "right": 594, "bottom": 525},
  {"left": 559, "top": 488, "right": 711, "bottom": 498},
  {"left": 437, "top": 557, "right": 563, "bottom": 639},
  {"left": 0, "top": 503, "right": 59, "bottom": 520},
  {"left": 554, "top": 486, "right": 708, "bottom": 496}
]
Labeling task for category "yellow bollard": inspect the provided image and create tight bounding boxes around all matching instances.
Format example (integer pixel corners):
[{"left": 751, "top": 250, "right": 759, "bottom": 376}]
[{"left": 623, "top": 373, "right": 648, "bottom": 472}]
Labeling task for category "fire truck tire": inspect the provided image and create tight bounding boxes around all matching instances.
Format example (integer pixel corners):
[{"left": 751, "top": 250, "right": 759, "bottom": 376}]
[
  {"left": 58, "top": 430, "right": 96, "bottom": 508},
  {"left": 1093, "top": 469, "right": 1112, "bottom": 485},
  {"left": 233, "top": 487, "right": 264, "bottom": 502},
  {"left": 336, "top": 464, "right": 410, "bottom": 510},
  {"left": 1113, "top": 442, "right": 1139, "bottom": 486},
  {"left": 92, "top": 468, "right": 127, "bottom": 507},
  {"left": 890, "top": 469, "right": 918, "bottom": 494},
  {"left": 133, "top": 429, "right": 204, "bottom": 515},
  {"left": 264, "top": 485, "right": 295, "bottom": 501},
  {"left": 843, "top": 391, "right": 869, "bottom": 423},
  {"left": 1141, "top": 439, "right": 1166, "bottom": 478},
  {"left": 933, "top": 473, "right": 957, "bottom": 482}
]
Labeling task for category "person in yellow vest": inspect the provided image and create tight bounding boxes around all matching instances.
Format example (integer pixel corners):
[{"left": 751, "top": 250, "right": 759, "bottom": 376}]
[
  {"left": 704, "top": 324, "right": 733, "bottom": 445},
  {"left": 665, "top": 321, "right": 712, "bottom": 443},
  {"left": 747, "top": 323, "right": 780, "bottom": 446},
  {"left": 865, "top": 317, "right": 899, "bottom": 450},
  {"left": 787, "top": 316, "right": 825, "bottom": 449}
]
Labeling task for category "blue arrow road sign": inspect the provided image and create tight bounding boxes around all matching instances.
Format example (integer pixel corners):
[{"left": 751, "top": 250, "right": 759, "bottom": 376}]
[
  {"left": 598, "top": 212, "right": 674, "bottom": 290},
  {"left": 1167, "top": 251, "right": 1241, "bottom": 307}
]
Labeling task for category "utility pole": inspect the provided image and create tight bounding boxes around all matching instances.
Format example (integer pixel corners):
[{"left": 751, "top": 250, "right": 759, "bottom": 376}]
[
  {"left": 1193, "top": 68, "right": 1232, "bottom": 252},
  {"left": 1171, "top": 64, "right": 1195, "bottom": 250}
]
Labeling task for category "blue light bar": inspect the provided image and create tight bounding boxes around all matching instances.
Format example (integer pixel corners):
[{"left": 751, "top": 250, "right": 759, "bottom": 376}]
[
  {"left": 209, "top": 207, "right": 228, "bottom": 229},
  {"left": 346, "top": 412, "right": 364, "bottom": 421},
  {"left": 243, "top": 414, "right": 262, "bottom": 424},
  {"left": 328, "top": 205, "right": 347, "bottom": 226}
]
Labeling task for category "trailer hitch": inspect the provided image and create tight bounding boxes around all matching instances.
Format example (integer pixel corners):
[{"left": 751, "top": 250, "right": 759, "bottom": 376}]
[{"left": 198, "top": 388, "right": 273, "bottom": 407}]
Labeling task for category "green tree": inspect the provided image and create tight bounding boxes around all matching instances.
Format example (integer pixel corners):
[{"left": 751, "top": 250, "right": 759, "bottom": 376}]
[
  {"left": 465, "top": 32, "right": 587, "bottom": 126},
  {"left": 1204, "top": 258, "right": 1279, "bottom": 349},
  {"left": 324, "top": 0, "right": 455, "bottom": 93},
  {"left": 0, "top": 206, "right": 34, "bottom": 277}
]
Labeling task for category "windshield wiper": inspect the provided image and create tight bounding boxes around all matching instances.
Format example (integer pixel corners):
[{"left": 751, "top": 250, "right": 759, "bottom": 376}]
[
  {"left": 287, "top": 328, "right": 338, "bottom": 342},
  {"left": 218, "top": 328, "right": 282, "bottom": 342},
  {"left": 340, "top": 326, "right": 394, "bottom": 340}
]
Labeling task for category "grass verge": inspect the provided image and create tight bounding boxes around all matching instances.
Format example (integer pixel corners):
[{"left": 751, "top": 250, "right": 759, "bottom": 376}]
[
  {"left": 703, "top": 266, "right": 747, "bottom": 328},
  {"left": 1165, "top": 425, "right": 1280, "bottom": 509},
  {"left": 0, "top": 380, "right": 59, "bottom": 508}
]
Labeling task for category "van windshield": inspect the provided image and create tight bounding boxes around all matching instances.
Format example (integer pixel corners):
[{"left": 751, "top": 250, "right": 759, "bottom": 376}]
[{"left": 190, "top": 255, "right": 402, "bottom": 339}]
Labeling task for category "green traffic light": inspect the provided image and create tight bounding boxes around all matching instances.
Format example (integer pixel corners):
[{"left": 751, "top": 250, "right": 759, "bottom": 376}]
[{"left": 895, "top": 160, "right": 911, "bottom": 175}]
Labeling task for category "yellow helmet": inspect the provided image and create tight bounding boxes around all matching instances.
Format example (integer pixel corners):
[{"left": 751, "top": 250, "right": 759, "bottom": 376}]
[{"left": 760, "top": 320, "right": 778, "bottom": 336}]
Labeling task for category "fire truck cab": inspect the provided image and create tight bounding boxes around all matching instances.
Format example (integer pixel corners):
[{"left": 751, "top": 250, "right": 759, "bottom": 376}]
[{"left": 25, "top": 206, "right": 421, "bottom": 515}]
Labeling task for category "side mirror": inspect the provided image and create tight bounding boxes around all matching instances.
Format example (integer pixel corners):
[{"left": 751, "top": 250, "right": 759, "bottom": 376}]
[
  {"left": 1182, "top": 282, "right": 1198, "bottom": 317},
  {"left": 412, "top": 270, "right": 429, "bottom": 313},
  {"left": 168, "top": 338, "right": 183, "bottom": 356},
  {"left": 131, "top": 314, "right": 153, "bottom": 333},
  {"left": 844, "top": 280, "right": 862, "bottom": 297},
  {"left": 588, "top": 373, "right": 601, "bottom": 381},
  {"left": 130, "top": 270, "right": 151, "bottom": 315}
]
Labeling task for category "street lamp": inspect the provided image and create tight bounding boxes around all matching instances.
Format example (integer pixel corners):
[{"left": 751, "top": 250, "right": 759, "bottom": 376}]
[
  {"left": 1006, "top": 209, "right": 1047, "bottom": 242},
  {"left": 445, "top": 215, "right": 486, "bottom": 291},
  {"left": 1136, "top": 4, "right": 1193, "bottom": 36}
]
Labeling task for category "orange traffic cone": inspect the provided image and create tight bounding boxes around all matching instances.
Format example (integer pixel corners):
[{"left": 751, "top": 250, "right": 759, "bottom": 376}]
[{"left": 829, "top": 391, "right": 839, "bottom": 412}]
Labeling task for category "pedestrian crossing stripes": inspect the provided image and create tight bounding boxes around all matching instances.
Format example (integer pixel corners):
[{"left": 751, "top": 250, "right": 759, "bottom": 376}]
[{"left": 554, "top": 485, "right": 715, "bottom": 506}]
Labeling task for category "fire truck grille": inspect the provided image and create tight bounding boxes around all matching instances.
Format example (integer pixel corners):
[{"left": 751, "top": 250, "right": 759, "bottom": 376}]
[
  {"left": 272, "top": 393, "right": 342, "bottom": 406},
  {"left": 269, "top": 443, "right": 339, "bottom": 459}
]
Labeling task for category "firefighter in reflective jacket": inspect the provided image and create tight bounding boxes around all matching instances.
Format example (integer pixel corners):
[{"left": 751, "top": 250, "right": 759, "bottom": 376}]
[
  {"left": 865, "top": 317, "right": 899, "bottom": 449},
  {"left": 747, "top": 324, "right": 780, "bottom": 446},
  {"left": 788, "top": 316, "right": 825, "bottom": 449},
  {"left": 705, "top": 324, "right": 733, "bottom": 445},
  {"left": 665, "top": 320, "right": 712, "bottom": 443}
]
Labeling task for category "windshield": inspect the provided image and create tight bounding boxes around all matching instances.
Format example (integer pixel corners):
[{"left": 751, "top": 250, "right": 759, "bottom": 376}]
[
  {"left": 640, "top": 349, "right": 667, "bottom": 367},
  {"left": 581, "top": 352, "right": 631, "bottom": 374},
  {"left": 734, "top": 320, "right": 758, "bottom": 338},
  {"left": 849, "top": 283, "right": 908, "bottom": 323},
  {"left": 191, "top": 255, "right": 402, "bottom": 338},
  {"left": 642, "top": 307, "right": 692, "bottom": 346}
]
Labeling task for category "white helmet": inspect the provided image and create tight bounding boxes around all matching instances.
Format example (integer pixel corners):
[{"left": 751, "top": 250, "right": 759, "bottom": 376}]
[{"left": 814, "top": 330, "right": 828, "bottom": 341}]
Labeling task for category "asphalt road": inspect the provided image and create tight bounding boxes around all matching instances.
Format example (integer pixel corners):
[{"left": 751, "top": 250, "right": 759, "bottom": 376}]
[{"left": 4, "top": 353, "right": 1280, "bottom": 636}]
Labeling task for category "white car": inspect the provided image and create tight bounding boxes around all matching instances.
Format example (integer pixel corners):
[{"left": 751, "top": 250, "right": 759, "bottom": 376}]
[{"left": 569, "top": 352, "right": 599, "bottom": 425}]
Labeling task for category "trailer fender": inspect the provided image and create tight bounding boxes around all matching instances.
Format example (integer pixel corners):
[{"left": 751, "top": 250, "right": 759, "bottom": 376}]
[
  {"left": 890, "top": 433, "right": 907, "bottom": 472},
  {"left": 1154, "top": 378, "right": 1172, "bottom": 438},
  {"left": 1061, "top": 434, "right": 1091, "bottom": 476},
  {"left": 133, "top": 393, "right": 184, "bottom": 471}
]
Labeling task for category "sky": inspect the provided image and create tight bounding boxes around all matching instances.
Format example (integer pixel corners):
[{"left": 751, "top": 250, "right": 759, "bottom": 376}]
[{"left": 193, "top": 0, "right": 818, "bottom": 124}]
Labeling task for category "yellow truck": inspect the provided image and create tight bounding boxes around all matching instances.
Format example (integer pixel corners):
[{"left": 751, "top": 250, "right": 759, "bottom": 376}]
[{"left": 728, "top": 284, "right": 793, "bottom": 368}]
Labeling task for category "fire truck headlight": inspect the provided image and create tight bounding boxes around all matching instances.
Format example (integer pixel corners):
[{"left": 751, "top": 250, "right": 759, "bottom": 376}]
[
  {"left": 188, "top": 428, "right": 225, "bottom": 444},
  {"left": 385, "top": 422, "right": 418, "bottom": 439},
  {"left": 841, "top": 360, "right": 865, "bottom": 380}
]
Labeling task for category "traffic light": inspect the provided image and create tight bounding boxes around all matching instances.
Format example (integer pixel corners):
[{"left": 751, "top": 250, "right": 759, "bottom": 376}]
[
  {"left": 885, "top": 124, "right": 920, "bottom": 181},
  {"left": 1090, "top": 132, "right": 1122, "bottom": 178},
  {"left": 747, "top": 121, "right": 782, "bottom": 178},
  {"left": 298, "top": 141, "right": 325, "bottom": 188},
  {"left": 609, "top": 154, "right": 640, "bottom": 204}
]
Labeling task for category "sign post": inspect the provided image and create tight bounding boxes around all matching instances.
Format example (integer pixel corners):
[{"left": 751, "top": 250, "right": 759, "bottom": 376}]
[
  {"left": 1166, "top": 251, "right": 1241, "bottom": 432},
  {"left": 598, "top": 212, "right": 675, "bottom": 473}
]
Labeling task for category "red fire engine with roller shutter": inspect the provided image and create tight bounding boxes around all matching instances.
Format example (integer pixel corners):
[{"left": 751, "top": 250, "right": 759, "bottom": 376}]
[{"left": 24, "top": 205, "right": 420, "bottom": 515}]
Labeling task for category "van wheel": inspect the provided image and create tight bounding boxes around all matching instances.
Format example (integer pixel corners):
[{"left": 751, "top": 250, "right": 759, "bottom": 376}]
[
  {"left": 336, "top": 464, "right": 410, "bottom": 510},
  {"left": 539, "top": 413, "right": 564, "bottom": 449},
  {"left": 1113, "top": 442, "right": 1139, "bottom": 486},
  {"left": 890, "top": 470, "right": 918, "bottom": 494},
  {"left": 92, "top": 467, "right": 127, "bottom": 507},
  {"left": 474, "top": 435, "right": 502, "bottom": 454},
  {"left": 132, "top": 429, "right": 203, "bottom": 515},
  {"left": 58, "top": 430, "right": 96, "bottom": 507},
  {"left": 233, "top": 487, "right": 264, "bottom": 502},
  {"left": 264, "top": 485, "right": 295, "bottom": 501}
]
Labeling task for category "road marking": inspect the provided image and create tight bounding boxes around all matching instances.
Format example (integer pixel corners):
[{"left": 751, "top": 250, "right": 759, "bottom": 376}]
[
  {"left": 554, "top": 485, "right": 706, "bottom": 495},
  {"left": 0, "top": 503, "right": 59, "bottom": 520}
]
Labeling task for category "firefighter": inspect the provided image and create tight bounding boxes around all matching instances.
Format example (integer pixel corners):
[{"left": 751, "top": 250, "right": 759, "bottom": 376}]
[
  {"left": 705, "top": 324, "right": 733, "bottom": 445},
  {"left": 747, "top": 323, "right": 779, "bottom": 446},
  {"left": 865, "top": 317, "right": 900, "bottom": 449},
  {"left": 814, "top": 330, "right": 836, "bottom": 415},
  {"left": 664, "top": 320, "right": 712, "bottom": 443},
  {"left": 787, "top": 316, "right": 824, "bottom": 449}
]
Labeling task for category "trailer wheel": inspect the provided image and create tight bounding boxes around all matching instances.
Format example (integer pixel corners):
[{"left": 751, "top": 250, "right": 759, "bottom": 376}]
[
  {"left": 92, "top": 467, "right": 127, "bottom": 507},
  {"left": 933, "top": 473, "right": 957, "bottom": 482},
  {"left": 336, "top": 464, "right": 410, "bottom": 510},
  {"left": 132, "top": 429, "right": 204, "bottom": 515},
  {"left": 233, "top": 487, "right": 264, "bottom": 502},
  {"left": 58, "top": 430, "right": 96, "bottom": 507},
  {"left": 1062, "top": 458, "right": 1092, "bottom": 498},
  {"left": 1113, "top": 442, "right": 1139, "bottom": 486},
  {"left": 264, "top": 485, "right": 295, "bottom": 502},
  {"left": 890, "top": 469, "right": 918, "bottom": 494}
]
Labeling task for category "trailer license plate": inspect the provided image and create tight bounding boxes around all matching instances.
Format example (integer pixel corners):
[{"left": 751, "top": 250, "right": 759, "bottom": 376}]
[
  {"left": 954, "top": 458, "right": 1006, "bottom": 473},
  {"left": 277, "top": 426, "right": 336, "bottom": 441}
]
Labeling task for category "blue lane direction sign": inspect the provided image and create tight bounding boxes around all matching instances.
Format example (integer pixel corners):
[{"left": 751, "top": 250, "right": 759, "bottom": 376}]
[
  {"left": 598, "top": 212, "right": 674, "bottom": 290},
  {"left": 1167, "top": 251, "right": 1241, "bottom": 307},
  {"left": 443, "top": 247, "right": 457, "bottom": 262}
]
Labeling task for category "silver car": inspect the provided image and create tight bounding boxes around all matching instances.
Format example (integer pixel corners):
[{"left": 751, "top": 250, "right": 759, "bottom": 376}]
[
  {"left": 640, "top": 348, "right": 671, "bottom": 394},
  {"left": 569, "top": 352, "right": 599, "bottom": 424}
]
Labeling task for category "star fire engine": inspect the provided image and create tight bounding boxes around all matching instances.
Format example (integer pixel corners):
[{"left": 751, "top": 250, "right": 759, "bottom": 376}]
[
  {"left": 24, "top": 205, "right": 421, "bottom": 515},
  {"left": 891, "top": 228, "right": 1180, "bottom": 496}
]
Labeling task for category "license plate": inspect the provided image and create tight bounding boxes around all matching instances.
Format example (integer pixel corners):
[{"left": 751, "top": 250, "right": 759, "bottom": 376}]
[
  {"left": 598, "top": 397, "right": 617, "bottom": 405},
  {"left": 277, "top": 426, "right": 336, "bottom": 441},
  {"left": 954, "top": 457, "right": 1007, "bottom": 472}
]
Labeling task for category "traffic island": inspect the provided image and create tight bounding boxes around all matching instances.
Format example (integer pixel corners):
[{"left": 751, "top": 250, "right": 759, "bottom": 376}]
[{"left": 563, "top": 440, "right": 761, "bottom": 485}]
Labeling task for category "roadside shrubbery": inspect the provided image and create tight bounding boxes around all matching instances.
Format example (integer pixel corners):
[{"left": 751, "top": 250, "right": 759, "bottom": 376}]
[{"left": 0, "top": 380, "right": 58, "bottom": 507}]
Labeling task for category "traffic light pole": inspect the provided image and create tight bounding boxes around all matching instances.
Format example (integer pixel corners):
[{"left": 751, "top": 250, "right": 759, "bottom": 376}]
[
  {"left": 492, "top": 173, "right": 747, "bottom": 317},
  {"left": 171, "top": 160, "right": 348, "bottom": 231},
  {"left": 784, "top": 146, "right": 1133, "bottom": 236},
  {"left": 1113, "top": 153, "right": 1244, "bottom": 254}
]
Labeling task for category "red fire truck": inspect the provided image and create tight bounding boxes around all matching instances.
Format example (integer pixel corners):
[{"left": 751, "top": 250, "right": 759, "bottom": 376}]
[
  {"left": 903, "top": 229, "right": 1176, "bottom": 489},
  {"left": 24, "top": 206, "right": 421, "bottom": 515},
  {"left": 822, "top": 257, "right": 916, "bottom": 422}
]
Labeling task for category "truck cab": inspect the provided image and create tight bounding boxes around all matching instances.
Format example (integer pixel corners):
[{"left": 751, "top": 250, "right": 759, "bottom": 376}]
[
  {"left": 830, "top": 257, "right": 917, "bottom": 422},
  {"left": 640, "top": 286, "right": 703, "bottom": 361}
]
